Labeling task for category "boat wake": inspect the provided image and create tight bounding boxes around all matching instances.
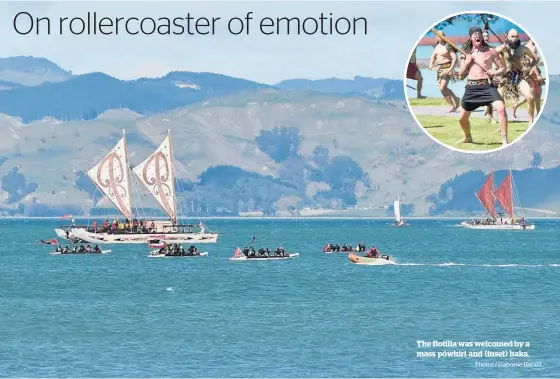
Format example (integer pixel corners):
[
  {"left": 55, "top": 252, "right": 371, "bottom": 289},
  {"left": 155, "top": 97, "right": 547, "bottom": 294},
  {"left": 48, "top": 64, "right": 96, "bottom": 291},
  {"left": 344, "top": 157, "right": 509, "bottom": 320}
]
[{"left": 395, "top": 262, "right": 560, "bottom": 267}]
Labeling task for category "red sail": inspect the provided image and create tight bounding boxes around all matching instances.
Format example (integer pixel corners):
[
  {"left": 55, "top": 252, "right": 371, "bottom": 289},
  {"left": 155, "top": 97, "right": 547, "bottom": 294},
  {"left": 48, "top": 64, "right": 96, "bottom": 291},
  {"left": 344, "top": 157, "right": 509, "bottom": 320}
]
[
  {"left": 494, "top": 171, "right": 514, "bottom": 218},
  {"left": 477, "top": 172, "right": 496, "bottom": 217}
]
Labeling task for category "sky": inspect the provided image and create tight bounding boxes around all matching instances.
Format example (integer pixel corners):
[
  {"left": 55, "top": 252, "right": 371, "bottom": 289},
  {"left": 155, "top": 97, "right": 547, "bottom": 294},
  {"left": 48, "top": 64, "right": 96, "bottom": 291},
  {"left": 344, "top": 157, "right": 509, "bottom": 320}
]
[
  {"left": 0, "top": 1, "right": 557, "bottom": 84},
  {"left": 424, "top": 14, "right": 523, "bottom": 37}
]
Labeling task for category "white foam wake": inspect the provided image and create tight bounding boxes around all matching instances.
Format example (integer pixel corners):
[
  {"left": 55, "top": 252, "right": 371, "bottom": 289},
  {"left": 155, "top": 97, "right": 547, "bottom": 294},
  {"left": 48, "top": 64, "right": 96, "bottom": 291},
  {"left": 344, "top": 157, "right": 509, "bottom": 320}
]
[{"left": 392, "top": 262, "right": 559, "bottom": 267}]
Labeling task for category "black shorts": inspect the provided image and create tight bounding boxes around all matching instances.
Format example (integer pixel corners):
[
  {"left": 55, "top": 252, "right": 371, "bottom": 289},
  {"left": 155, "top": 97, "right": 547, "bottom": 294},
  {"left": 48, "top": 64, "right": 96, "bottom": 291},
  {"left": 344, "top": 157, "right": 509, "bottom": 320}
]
[{"left": 461, "top": 84, "right": 503, "bottom": 112}]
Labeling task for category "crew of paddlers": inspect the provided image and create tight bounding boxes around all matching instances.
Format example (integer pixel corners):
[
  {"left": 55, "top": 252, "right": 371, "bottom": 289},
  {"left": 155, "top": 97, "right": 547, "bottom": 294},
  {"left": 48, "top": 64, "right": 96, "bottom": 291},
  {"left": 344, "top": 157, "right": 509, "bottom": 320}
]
[
  {"left": 54, "top": 244, "right": 102, "bottom": 254},
  {"left": 241, "top": 245, "right": 288, "bottom": 258},
  {"left": 155, "top": 244, "right": 201, "bottom": 256},
  {"left": 323, "top": 243, "right": 367, "bottom": 252}
]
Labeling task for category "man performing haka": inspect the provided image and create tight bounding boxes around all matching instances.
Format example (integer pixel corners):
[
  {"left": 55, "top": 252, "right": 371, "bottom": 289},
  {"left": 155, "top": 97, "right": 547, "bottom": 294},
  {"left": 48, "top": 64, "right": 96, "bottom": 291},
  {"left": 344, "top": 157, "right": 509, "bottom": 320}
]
[
  {"left": 407, "top": 47, "right": 427, "bottom": 99},
  {"left": 428, "top": 31, "right": 460, "bottom": 112},
  {"left": 495, "top": 29, "right": 540, "bottom": 124},
  {"left": 456, "top": 27, "right": 507, "bottom": 145},
  {"left": 512, "top": 39, "right": 545, "bottom": 118}
]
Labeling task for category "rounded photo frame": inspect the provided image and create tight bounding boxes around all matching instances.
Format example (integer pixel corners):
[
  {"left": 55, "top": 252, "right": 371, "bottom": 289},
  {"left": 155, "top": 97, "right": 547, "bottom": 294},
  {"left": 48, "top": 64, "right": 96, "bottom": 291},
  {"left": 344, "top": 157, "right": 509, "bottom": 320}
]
[{"left": 404, "top": 10, "right": 549, "bottom": 154}]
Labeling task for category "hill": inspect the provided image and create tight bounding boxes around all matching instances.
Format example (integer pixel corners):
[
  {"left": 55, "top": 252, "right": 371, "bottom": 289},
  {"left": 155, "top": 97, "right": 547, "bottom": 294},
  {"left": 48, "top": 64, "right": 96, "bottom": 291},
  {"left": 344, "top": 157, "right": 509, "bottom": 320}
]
[
  {"left": 0, "top": 70, "right": 271, "bottom": 123},
  {"left": 0, "top": 56, "right": 72, "bottom": 86},
  {"left": 0, "top": 57, "right": 404, "bottom": 123},
  {"left": 0, "top": 55, "right": 559, "bottom": 217},
  {"left": 0, "top": 82, "right": 559, "bottom": 217},
  {"left": 275, "top": 76, "right": 403, "bottom": 100}
]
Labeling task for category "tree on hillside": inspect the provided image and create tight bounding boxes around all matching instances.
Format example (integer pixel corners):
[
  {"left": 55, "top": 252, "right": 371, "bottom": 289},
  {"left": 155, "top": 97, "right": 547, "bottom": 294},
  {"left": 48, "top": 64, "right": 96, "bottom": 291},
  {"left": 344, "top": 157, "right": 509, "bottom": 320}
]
[
  {"left": 1, "top": 167, "right": 39, "bottom": 204},
  {"left": 310, "top": 155, "right": 369, "bottom": 207},
  {"left": 278, "top": 156, "right": 306, "bottom": 191},
  {"left": 255, "top": 126, "right": 301, "bottom": 163},
  {"left": 530, "top": 151, "right": 543, "bottom": 168},
  {"left": 325, "top": 156, "right": 367, "bottom": 190},
  {"left": 193, "top": 164, "right": 303, "bottom": 214},
  {"left": 311, "top": 145, "right": 329, "bottom": 168},
  {"left": 198, "top": 165, "right": 261, "bottom": 188},
  {"left": 433, "top": 14, "right": 499, "bottom": 30},
  {"left": 74, "top": 171, "right": 103, "bottom": 202}
]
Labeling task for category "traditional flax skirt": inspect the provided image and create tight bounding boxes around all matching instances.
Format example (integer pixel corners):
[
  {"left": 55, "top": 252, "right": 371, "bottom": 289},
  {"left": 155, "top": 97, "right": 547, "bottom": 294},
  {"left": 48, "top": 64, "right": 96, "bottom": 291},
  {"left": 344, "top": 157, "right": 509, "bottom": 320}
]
[
  {"left": 500, "top": 70, "right": 523, "bottom": 104},
  {"left": 437, "top": 62, "right": 457, "bottom": 83}
]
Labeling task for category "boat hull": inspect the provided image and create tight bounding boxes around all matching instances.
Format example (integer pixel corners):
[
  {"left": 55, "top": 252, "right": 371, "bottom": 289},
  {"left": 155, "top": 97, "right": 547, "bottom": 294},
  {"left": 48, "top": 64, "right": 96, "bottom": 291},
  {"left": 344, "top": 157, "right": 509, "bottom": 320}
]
[
  {"left": 229, "top": 253, "right": 299, "bottom": 261},
  {"left": 50, "top": 249, "right": 112, "bottom": 255},
  {"left": 148, "top": 251, "right": 208, "bottom": 258},
  {"left": 54, "top": 228, "right": 88, "bottom": 243},
  {"left": 64, "top": 229, "right": 219, "bottom": 244},
  {"left": 323, "top": 249, "right": 358, "bottom": 254},
  {"left": 459, "top": 221, "right": 535, "bottom": 230},
  {"left": 348, "top": 253, "right": 395, "bottom": 265},
  {"left": 391, "top": 223, "right": 408, "bottom": 227}
]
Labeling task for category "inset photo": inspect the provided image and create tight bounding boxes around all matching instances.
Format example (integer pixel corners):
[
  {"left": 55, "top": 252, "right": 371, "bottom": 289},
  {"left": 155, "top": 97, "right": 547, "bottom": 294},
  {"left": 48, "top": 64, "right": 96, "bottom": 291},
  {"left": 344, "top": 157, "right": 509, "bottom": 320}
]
[{"left": 405, "top": 12, "right": 548, "bottom": 153}]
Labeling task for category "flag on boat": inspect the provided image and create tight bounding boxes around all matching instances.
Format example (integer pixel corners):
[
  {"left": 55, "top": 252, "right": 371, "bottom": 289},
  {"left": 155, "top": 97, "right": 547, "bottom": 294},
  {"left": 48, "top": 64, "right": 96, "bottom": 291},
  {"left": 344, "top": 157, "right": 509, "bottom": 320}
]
[
  {"left": 233, "top": 247, "right": 243, "bottom": 258},
  {"left": 148, "top": 235, "right": 167, "bottom": 248},
  {"left": 149, "top": 242, "right": 166, "bottom": 248}
]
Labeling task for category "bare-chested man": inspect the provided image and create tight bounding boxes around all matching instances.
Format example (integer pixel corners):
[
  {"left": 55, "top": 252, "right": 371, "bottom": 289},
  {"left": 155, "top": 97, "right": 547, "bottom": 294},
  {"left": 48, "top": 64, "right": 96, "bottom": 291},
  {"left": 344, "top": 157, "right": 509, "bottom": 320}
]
[
  {"left": 407, "top": 47, "right": 426, "bottom": 99},
  {"left": 457, "top": 27, "right": 507, "bottom": 145},
  {"left": 512, "top": 39, "right": 545, "bottom": 117},
  {"left": 495, "top": 29, "right": 540, "bottom": 124},
  {"left": 428, "top": 32, "right": 460, "bottom": 112}
]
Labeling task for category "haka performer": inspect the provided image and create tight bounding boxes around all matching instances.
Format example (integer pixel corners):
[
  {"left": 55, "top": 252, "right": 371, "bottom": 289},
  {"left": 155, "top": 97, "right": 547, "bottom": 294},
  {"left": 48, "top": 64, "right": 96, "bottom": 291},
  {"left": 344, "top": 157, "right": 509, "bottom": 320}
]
[
  {"left": 495, "top": 29, "right": 540, "bottom": 124},
  {"left": 512, "top": 39, "right": 545, "bottom": 118},
  {"left": 428, "top": 31, "right": 460, "bottom": 112},
  {"left": 455, "top": 27, "right": 508, "bottom": 145},
  {"left": 407, "top": 47, "right": 426, "bottom": 99}
]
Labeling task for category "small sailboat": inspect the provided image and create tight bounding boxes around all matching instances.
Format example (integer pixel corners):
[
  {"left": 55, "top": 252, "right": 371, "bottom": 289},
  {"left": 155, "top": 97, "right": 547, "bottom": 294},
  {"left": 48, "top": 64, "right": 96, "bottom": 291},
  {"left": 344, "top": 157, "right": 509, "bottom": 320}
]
[
  {"left": 55, "top": 129, "right": 219, "bottom": 244},
  {"left": 459, "top": 170, "right": 534, "bottom": 230},
  {"left": 391, "top": 193, "right": 408, "bottom": 227}
]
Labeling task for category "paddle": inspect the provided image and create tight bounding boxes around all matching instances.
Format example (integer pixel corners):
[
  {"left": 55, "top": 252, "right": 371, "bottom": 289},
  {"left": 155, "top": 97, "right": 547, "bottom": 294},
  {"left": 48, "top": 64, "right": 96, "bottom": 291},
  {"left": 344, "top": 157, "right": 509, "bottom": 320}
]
[{"left": 241, "top": 237, "right": 255, "bottom": 254}]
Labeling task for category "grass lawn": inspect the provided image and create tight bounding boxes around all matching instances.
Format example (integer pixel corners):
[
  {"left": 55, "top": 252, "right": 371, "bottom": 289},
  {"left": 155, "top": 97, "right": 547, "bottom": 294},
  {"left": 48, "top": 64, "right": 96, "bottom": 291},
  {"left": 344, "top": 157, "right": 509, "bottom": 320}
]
[
  {"left": 407, "top": 97, "right": 538, "bottom": 108},
  {"left": 416, "top": 115, "right": 530, "bottom": 151}
]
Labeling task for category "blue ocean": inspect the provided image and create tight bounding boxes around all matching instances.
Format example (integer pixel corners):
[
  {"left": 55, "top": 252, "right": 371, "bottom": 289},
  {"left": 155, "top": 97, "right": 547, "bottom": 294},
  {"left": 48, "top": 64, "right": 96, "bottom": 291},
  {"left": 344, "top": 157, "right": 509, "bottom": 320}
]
[{"left": 1, "top": 218, "right": 559, "bottom": 377}]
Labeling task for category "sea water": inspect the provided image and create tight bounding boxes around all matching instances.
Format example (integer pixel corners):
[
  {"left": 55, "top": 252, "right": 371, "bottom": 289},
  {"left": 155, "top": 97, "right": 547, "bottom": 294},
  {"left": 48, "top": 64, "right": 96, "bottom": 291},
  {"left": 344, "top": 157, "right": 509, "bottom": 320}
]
[{"left": 0, "top": 218, "right": 559, "bottom": 377}]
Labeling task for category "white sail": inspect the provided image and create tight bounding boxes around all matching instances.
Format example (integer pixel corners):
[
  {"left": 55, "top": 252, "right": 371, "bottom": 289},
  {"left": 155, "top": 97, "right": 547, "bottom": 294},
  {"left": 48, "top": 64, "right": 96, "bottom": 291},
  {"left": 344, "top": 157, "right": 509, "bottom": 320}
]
[
  {"left": 132, "top": 130, "right": 177, "bottom": 221},
  {"left": 87, "top": 131, "right": 133, "bottom": 220},
  {"left": 393, "top": 200, "right": 401, "bottom": 223}
]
